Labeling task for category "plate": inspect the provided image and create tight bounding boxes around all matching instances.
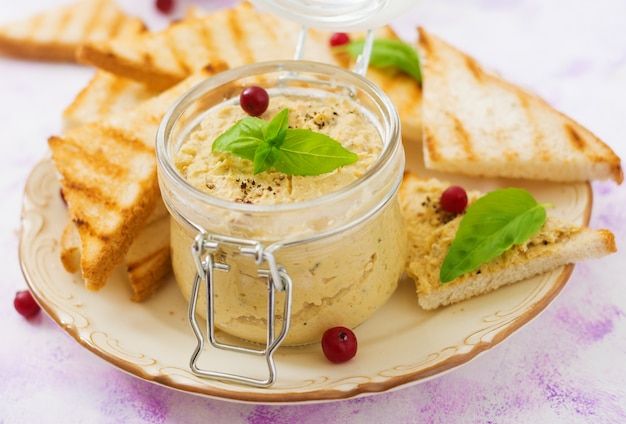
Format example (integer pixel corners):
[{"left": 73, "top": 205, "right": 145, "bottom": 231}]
[{"left": 19, "top": 141, "right": 591, "bottom": 404}]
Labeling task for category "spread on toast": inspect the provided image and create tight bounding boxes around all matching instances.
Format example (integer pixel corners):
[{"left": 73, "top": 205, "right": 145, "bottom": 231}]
[{"left": 399, "top": 172, "right": 616, "bottom": 310}]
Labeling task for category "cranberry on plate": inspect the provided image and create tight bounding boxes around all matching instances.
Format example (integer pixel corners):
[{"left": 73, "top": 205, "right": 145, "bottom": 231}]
[
  {"left": 14, "top": 290, "right": 41, "bottom": 318},
  {"left": 321, "top": 326, "right": 358, "bottom": 363}
]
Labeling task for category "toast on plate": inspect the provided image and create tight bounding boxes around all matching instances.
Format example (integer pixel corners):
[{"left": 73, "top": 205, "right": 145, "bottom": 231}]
[
  {"left": 399, "top": 172, "right": 617, "bottom": 310},
  {"left": 0, "top": 0, "right": 146, "bottom": 62},
  {"left": 49, "top": 64, "right": 226, "bottom": 292},
  {"left": 123, "top": 200, "right": 171, "bottom": 302},
  {"left": 417, "top": 27, "right": 623, "bottom": 184},
  {"left": 76, "top": 1, "right": 298, "bottom": 90},
  {"left": 62, "top": 70, "right": 161, "bottom": 130},
  {"left": 60, "top": 196, "right": 171, "bottom": 302},
  {"left": 75, "top": 1, "right": 423, "bottom": 139},
  {"left": 61, "top": 67, "right": 170, "bottom": 301}
]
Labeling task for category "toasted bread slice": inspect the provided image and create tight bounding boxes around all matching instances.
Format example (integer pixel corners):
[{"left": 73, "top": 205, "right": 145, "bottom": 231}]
[
  {"left": 77, "top": 2, "right": 296, "bottom": 89},
  {"left": 367, "top": 66, "right": 422, "bottom": 142},
  {"left": 60, "top": 196, "right": 171, "bottom": 301},
  {"left": 0, "top": 0, "right": 146, "bottom": 62},
  {"left": 49, "top": 64, "right": 226, "bottom": 292},
  {"left": 63, "top": 70, "right": 161, "bottom": 129},
  {"left": 60, "top": 214, "right": 81, "bottom": 273},
  {"left": 61, "top": 67, "right": 171, "bottom": 300},
  {"left": 77, "top": 2, "right": 422, "bottom": 141},
  {"left": 417, "top": 27, "right": 623, "bottom": 184},
  {"left": 125, "top": 211, "right": 171, "bottom": 302},
  {"left": 50, "top": 122, "right": 160, "bottom": 292},
  {"left": 399, "top": 172, "right": 617, "bottom": 310}
]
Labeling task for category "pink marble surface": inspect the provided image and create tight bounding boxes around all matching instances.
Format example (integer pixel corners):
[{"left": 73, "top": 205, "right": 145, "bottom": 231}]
[{"left": 2, "top": 0, "right": 625, "bottom": 422}]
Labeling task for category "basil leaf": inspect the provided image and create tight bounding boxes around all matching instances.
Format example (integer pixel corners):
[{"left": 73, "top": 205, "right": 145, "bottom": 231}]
[
  {"left": 264, "top": 107, "right": 289, "bottom": 146},
  {"left": 212, "top": 117, "right": 266, "bottom": 161},
  {"left": 272, "top": 129, "right": 358, "bottom": 176},
  {"left": 212, "top": 108, "right": 359, "bottom": 176},
  {"left": 343, "top": 38, "right": 422, "bottom": 82},
  {"left": 253, "top": 141, "right": 281, "bottom": 175},
  {"left": 440, "top": 188, "right": 550, "bottom": 283}
]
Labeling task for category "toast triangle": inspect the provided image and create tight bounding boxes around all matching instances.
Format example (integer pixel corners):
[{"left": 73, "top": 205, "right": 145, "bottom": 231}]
[
  {"left": 77, "top": 1, "right": 296, "bottom": 90},
  {"left": 49, "top": 64, "right": 226, "bottom": 291},
  {"left": 60, "top": 195, "right": 172, "bottom": 301},
  {"left": 417, "top": 27, "right": 623, "bottom": 184},
  {"left": 63, "top": 70, "right": 161, "bottom": 130},
  {"left": 0, "top": 0, "right": 146, "bottom": 62},
  {"left": 399, "top": 172, "right": 617, "bottom": 310}
]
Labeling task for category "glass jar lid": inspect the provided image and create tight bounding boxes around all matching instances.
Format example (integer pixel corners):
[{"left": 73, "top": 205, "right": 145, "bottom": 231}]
[{"left": 249, "top": 0, "right": 418, "bottom": 31}]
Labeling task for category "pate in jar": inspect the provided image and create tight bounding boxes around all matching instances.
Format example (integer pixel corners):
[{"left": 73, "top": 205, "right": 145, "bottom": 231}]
[{"left": 156, "top": 60, "right": 406, "bottom": 346}]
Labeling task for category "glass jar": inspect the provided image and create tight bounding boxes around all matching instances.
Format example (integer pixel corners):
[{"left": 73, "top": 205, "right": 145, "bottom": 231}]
[
  {"left": 156, "top": 60, "right": 406, "bottom": 346},
  {"left": 249, "top": 0, "right": 418, "bottom": 31}
]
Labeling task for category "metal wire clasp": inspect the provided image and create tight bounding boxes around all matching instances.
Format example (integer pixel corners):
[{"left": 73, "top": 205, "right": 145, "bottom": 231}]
[{"left": 187, "top": 231, "right": 293, "bottom": 387}]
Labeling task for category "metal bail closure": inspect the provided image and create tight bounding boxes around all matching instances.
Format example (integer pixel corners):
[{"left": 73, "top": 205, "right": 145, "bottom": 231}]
[{"left": 187, "top": 231, "right": 293, "bottom": 387}]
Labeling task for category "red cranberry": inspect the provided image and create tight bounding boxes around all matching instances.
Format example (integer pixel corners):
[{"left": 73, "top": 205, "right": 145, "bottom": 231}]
[
  {"left": 321, "top": 326, "right": 358, "bottom": 363},
  {"left": 440, "top": 185, "right": 468, "bottom": 214},
  {"left": 239, "top": 86, "right": 269, "bottom": 117},
  {"left": 155, "top": 0, "right": 175, "bottom": 14},
  {"left": 14, "top": 290, "right": 41, "bottom": 318},
  {"left": 329, "top": 32, "right": 351, "bottom": 47}
]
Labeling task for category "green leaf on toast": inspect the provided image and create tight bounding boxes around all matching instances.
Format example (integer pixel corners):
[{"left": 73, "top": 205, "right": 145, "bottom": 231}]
[
  {"left": 342, "top": 38, "right": 422, "bottom": 82},
  {"left": 440, "top": 188, "right": 553, "bottom": 283},
  {"left": 272, "top": 128, "right": 359, "bottom": 176}
]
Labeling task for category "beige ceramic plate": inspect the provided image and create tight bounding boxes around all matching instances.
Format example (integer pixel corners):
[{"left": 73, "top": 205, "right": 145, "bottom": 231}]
[{"left": 19, "top": 142, "right": 591, "bottom": 404}]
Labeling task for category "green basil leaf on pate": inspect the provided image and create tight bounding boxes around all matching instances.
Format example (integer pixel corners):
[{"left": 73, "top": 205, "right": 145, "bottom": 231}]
[
  {"left": 273, "top": 128, "right": 358, "bottom": 176},
  {"left": 212, "top": 117, "right": 265, "bottom": 161},
  {"left": 263, "top": 107, "right": 289, "bottom": 145},
  {"left": 253, "top": 141, "right": 281, "bottom": 175},
  {"left": 440, "top": 188, "right": 553, "bottom": 283},
  {"left": 212, "top": 108, "right": 358, "bottom": 176},
  {"left": 342, "top": 38, "right": 422, "bottom": 82}
]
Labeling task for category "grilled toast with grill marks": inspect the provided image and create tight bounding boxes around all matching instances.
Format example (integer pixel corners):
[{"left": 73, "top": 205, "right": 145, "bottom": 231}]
[
  {"left": 399, "top": 172, "right": 617, "bottom": 310},
  {"left": 60, "top": 195, "right": 171, "bottom": 301},
  {"left": 49, "top": 63, "right": 227, "bottom": 292},
  {"left": 123, "top": 201, "right": 171, "bottom": 302},
  {"left": 77, "top": 1, "right": 297, "bottom": 90},
  {"left": 0, "top": 0, "right": 146, "bottom": 62},
  {"left": 417, "top": 27, "right": 623, "bottom": 184},
  {"left": 63, "top": 70, "right": 161, "bottom": 130},
  {"left": 75, "top": 1, "right": 423, "bottom": 139},
  {"left": 61, "top": 67, "right": 171, "bottom": 301}
]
